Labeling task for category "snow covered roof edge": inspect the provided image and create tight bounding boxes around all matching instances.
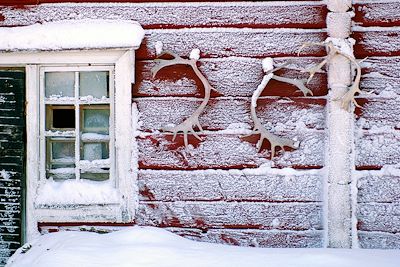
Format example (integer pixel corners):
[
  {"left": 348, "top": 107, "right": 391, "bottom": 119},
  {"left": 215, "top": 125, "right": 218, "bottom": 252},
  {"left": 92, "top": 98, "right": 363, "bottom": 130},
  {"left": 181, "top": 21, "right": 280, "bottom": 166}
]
[{"left": 0, "top": 20, "right": 144, "bottom": 52}]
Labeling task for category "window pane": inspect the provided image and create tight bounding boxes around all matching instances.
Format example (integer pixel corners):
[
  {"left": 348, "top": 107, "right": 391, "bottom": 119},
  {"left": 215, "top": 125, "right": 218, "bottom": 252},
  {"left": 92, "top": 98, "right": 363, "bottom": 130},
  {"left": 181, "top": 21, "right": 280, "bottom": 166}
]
[
  {"left": 46, "top": 138, "right": 75, "bottom": 180},
  {"left": 82, "top": 108, "right": 109, "bottom": 134},
  {"left": 52, "top": 108, "right": 75, "bottom": 129},
  {"left": 52, "top": 141, "right": 75, "bottom": 161},
  {"left": 47, "top": 168, "right": 76, "bottom": 181},
  {"left": 45, "top": 72, "right": 75, "bottom": 97},
  {"left": 82, "top": 142, "right": 109, "bottom": 161},
  {"left": 79, "top": 71, "right": 109, "bottom": 98},
  {"left": 80, "top": 172, "right": 109, "bottom": 181}
]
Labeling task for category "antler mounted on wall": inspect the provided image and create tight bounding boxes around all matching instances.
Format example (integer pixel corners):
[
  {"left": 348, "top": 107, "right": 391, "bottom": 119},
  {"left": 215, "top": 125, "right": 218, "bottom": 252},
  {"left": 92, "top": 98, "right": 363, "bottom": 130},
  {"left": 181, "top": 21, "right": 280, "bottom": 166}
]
[
  {"left": 250, "top": 58, "right": 313, "bottom": 158},
  {"left": 152, "top": 49, "right": 211, "bottom": 147},
  {"left": 299, "top": 39, "right": 362, "bottom": 111}
]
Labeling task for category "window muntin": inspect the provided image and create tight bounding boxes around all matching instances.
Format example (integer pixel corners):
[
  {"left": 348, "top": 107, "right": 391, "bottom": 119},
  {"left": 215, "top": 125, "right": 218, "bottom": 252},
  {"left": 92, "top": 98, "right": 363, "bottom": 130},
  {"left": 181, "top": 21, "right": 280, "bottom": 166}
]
[{"left": 40, "top": 66, "right": 115, "bottom": 183}]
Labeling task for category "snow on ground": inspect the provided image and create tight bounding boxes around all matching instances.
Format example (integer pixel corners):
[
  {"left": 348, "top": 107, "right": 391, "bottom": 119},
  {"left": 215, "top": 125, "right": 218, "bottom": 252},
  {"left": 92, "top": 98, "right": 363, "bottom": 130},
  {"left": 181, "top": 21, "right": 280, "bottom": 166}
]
[{"left": 6, "top": 226, "right": 400, "bottom": 267}]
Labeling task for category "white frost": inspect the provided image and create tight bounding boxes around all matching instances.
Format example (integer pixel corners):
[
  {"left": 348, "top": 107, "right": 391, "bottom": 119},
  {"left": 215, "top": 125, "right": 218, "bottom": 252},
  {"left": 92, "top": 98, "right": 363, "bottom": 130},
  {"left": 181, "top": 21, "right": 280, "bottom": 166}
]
[
  {"left": 0, "top": 19, "right": 144, "bottom": 52},
  {"left": 155, "top": 41, "right": 163, "bottom": 56},
  {"left": 0, "top": 169, "right": 12, "bottom": 180},
  {"left": 189, "top": 48, "right": 201, "bottom": 60}
]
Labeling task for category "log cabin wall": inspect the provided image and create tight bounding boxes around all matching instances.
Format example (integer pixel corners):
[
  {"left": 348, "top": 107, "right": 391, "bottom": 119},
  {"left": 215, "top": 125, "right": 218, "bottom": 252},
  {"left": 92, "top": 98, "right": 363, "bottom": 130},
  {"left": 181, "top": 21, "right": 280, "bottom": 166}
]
[
  {"left": 352, "top": 0, "right": 400, "bottom": 249},
  {"left": 131, "top": 1, "right": 327, "bottom": 248},
  {"left": 0, "top": 0, "right": 398, "bottom": 253}
]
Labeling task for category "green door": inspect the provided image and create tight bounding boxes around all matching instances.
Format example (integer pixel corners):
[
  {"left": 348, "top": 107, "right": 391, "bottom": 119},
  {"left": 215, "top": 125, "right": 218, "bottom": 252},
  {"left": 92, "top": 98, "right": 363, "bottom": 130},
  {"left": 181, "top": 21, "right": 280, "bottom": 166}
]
[{"left": 0, "top": 69, "right": 25, "bottom": 266}]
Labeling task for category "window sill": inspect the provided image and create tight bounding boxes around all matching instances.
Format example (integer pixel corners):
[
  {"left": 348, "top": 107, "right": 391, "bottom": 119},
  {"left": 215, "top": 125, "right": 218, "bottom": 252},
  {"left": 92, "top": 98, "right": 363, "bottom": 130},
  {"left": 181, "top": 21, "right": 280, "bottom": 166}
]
[{"left": 34, "top": 179, "right": 122, "bottom": 208}]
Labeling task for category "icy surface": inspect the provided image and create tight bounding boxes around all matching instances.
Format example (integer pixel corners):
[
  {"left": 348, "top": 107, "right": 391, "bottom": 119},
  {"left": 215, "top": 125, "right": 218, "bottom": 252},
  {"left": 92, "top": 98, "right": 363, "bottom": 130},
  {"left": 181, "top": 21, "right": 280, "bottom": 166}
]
[
  {"left": 0, "top": 2, "right": 326, "bottom": 28},
  {"left": 35, "top": 179, "right": 120, "bottom": 206},
  {"left": 0, "top": 20, "right": 144, "bottom": 51},
  {"left": 6, "top": 226, "right": 400, "bottom": 267}
]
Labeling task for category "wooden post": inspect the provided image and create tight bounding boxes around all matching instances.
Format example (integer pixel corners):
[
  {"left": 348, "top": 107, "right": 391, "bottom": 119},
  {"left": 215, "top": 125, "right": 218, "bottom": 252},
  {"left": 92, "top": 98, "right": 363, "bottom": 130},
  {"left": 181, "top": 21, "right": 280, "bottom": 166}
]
[{"left": 326, "top": 0, "right": 354, "bottom": 248}]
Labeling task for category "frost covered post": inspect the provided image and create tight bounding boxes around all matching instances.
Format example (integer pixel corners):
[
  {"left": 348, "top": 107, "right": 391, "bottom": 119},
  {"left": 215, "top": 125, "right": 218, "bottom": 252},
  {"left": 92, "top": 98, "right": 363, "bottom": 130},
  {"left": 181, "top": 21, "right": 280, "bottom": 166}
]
[{"left": 326, "top": 0, "right": 354, "bottom": 248}]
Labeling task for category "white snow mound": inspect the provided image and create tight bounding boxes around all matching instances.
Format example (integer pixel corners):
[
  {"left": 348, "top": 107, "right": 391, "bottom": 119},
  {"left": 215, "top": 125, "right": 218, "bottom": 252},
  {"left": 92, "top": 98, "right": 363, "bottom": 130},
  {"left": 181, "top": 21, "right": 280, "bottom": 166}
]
[
  {"left": 6, "top": 226, "right": 400, "bottom": 267},
  {"left": 0, "top": 19, "right": 144, "bottom": 51}
]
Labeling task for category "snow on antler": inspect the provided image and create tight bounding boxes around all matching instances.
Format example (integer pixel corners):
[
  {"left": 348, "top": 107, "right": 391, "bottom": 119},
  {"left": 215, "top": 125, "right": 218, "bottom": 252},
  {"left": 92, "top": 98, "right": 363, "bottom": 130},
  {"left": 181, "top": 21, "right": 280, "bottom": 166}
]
[
  {"left": 250, "top": 58, "right": 314, "bottom": 158},
  {"left": 299, "top": 39, "right": 363, "bottom": 111},
  {"left": 151, "top": 50, "right": 211, "bottom": 147}
]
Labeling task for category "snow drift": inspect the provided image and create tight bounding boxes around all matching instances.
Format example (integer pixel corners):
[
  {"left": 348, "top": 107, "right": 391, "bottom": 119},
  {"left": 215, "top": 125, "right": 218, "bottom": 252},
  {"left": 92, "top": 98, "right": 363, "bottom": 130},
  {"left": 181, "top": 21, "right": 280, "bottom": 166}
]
[{"left": 6, "top": 226, "right": 400, "bottom": 267}]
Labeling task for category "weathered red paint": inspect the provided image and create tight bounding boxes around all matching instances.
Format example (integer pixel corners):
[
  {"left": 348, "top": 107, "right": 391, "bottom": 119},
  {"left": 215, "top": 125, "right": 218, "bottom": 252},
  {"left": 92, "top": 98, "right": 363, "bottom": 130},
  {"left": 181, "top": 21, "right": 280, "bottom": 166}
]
[
  {"left": 353, "top": 31, "right": 400, "bottom": 57},
  {"left": 194, "top": 218, "right": 208, "bottom": 230},
  {"left": 354, "top": 3, "right": 400, "bottom": 27},
  {"left": 240, "top": 134, "right": 291, "bottom": 159},
  {"left": 355, "top": 166, "right": 382, "bottom": 171},
  {"left": 159, "top": 217, "right": 185, "bottom": 228},
  {"left": 134, "top": 61, "right": 328, "bottom": 98},
  {"left": 139, "top": 184, "right": 156, "bottom": 201},
  {"left": 220, "top": 234, "right": 240, "bottom": 246},
  {"left": 0, "top": 0, "right": 266, "bottom": 5},
  {"left": 38, "top": 222, "right": 135, "bottom": 228},
  {"left": 354, "top": 98, "right": 369, "bottom": 117}
]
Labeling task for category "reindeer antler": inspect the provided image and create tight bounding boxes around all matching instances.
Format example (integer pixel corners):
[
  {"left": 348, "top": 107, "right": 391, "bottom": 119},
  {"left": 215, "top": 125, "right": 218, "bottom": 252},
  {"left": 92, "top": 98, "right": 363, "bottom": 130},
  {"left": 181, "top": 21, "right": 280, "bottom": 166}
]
[
  {"left": 299, "top": 40, "right": 363, "bottom": 111},
  {"left": 152, "top": 49, "right": 211, "bottom": 147},
  {"left": 251, "top": 58, "right": 314, "bottom": 158}
]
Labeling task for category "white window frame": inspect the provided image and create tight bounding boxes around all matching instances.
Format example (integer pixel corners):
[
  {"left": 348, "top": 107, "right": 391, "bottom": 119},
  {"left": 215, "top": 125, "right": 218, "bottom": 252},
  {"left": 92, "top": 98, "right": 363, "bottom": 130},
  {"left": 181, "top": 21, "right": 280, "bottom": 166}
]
[
  {"left": 0, "top": 49, "right": 137, "bottom": 241},
  {"left": 39, "top": 65, "right": 116, "bottom": 184}
]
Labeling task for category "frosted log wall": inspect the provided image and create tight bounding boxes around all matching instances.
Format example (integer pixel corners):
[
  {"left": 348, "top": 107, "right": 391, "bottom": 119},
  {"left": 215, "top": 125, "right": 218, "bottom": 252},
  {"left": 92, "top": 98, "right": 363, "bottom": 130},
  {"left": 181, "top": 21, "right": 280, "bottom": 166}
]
[
  {"left": 352, "top": 0, "right": 400, "bottom": 249},
  {"left": 132, "top": 1, "right": 327, "bottom": 248},
  {"left": 0, "top": 0, "right": 399, "bottom": 252}
]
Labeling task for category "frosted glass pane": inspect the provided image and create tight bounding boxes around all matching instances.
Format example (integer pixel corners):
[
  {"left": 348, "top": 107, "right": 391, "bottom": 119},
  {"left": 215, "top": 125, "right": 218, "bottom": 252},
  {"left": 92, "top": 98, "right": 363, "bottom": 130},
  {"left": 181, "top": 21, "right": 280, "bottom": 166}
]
[
  {"left": 45, "top": 72, "right": 75, "bottom": 97},
  {"left": 80, "top": 172, "right": 109, "bottom": 181},
  {"left": 83, "top": 109, "right": 109, "bottom": 134},
  {"left": 80, "top": 71, "right": 108, "bottom": 98},
  {"left": 82, "top": 142, "right": 109, "bottom": 161},
  {"left": 47, "top": 167, "right": 76, "bottom": 180},
  {"left": 52, "top": 141, "right": 75, "bottom": 161}
]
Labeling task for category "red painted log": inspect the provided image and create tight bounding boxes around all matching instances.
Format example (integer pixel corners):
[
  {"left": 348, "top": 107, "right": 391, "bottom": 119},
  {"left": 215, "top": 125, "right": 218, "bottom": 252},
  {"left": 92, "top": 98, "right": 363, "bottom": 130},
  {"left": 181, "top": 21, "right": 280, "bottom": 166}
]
[{"left": 134, "top": 57, "right": 328, "bottom": 97}]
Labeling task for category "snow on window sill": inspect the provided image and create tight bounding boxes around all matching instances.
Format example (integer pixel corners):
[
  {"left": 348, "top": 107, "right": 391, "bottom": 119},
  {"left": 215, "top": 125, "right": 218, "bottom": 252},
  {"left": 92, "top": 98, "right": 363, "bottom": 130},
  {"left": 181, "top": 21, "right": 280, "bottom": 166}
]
[{"left": 35, "top": 179, "right": 121, "bottom": 208}]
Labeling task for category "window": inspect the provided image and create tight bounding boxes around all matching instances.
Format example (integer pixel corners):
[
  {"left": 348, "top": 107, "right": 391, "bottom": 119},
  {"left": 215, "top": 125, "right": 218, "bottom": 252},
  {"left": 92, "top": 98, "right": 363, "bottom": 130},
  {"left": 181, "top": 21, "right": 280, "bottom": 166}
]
[
  {"left": 0, "top": 49, "right": 139, "bottom": 241},
  {"left": 41, "top": 67, "right": 114, "bottom": 183},
  {"left": 0, "top": 19, "right": 144, "bottom": 242}
]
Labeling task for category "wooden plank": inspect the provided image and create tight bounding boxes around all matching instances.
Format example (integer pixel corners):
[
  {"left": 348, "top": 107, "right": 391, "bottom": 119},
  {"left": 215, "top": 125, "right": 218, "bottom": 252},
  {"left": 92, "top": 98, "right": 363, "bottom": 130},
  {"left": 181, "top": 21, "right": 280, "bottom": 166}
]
[
  {"left": 136, "top": 98, "right": 326, "bottom": 132},
  {"left": 168, "top": 228, "right": 323, "bottom": 248},
  {"left": 360, "top": 57, "right": 400, "bottom": 96},
  {"left": 0, "top": 180, "right": 21, "bottom": 188},
  {"left": 355, "top": 132, "right": 400, "bottom": 168},
  {"left": 137, "top": 202, "right": 323, "bottom": 231},
  {"left": 0, "top": 194, "right": 20, "bottom": 203},
  {"left": 355, "top": 98, "right": 400, "bottom": 130},
  {"left": 138, "top": 170, "right": 322, "bottom": 202},
  {"left": 0, "top": 2, "right": 327, "bottom": 29},
  {"left": 0, "top": 218, "right": 20, "bottom": 228},
  {"left": 0, "top": 70, "right": 24, "bottom": 258},
  {"left": 353, "top": 28, "right": 400, "bottom": 58},
  {"left": 358, "top": 231, "right": 400, "bottom": 249},
  {"left": 358, "top": 173, "right": 400, "bottom": 203},
  {"left": 354, "top": 2, "right": 400, "bottom": 27},
  {"left": 0, "top": 0, "right": 324, "bottom": 6},
  {"left": 138, "top": 131, "right": 325, "bottom": 170},
  {"left": 134, "top": 57, "right": 328, "bottom": 97},
  {"left": 358, "top": 203, "right": 400, "bottom": 233},
  {"left": 137, "top": 29, "right": 327, "bottom": 60}
]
